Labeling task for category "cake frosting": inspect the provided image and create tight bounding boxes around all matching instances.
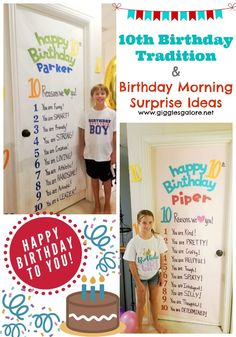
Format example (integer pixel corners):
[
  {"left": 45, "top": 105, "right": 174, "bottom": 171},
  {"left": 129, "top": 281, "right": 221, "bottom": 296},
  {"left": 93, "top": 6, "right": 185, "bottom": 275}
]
[{"left": 66, "top": 291, "right": 119, "bottom": 333}]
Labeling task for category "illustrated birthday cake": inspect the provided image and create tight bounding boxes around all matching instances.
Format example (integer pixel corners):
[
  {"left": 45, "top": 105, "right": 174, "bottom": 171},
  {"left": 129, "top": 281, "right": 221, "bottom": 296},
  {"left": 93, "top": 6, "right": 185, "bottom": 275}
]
[{"left": 66, "top": 291, "right": 119, "bottom": 333}]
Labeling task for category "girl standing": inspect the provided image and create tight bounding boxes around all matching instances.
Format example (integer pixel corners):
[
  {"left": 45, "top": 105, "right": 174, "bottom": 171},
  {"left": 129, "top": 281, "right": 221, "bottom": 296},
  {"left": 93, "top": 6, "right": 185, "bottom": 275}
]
[{"left": 123, "top": 210, "right": 168, "bottom": 333}]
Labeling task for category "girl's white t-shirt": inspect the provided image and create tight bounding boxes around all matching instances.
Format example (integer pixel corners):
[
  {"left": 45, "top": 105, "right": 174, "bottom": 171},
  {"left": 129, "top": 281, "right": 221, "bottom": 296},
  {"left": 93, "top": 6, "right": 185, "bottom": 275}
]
[
  {"left": 79, "top": 107, "right": 116, "bottom": 162},
  {"left": 123, "top": 234, "right": 168, "bottom": 280}
]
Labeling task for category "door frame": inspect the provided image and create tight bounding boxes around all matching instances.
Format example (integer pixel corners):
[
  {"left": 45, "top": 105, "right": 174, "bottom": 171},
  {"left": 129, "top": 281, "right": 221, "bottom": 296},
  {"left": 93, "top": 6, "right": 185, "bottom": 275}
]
[
  {"left": 133, "top": 130, "right": 232, "bottom": 332},
  {"left": 7, "top": 4, "right": 93, "bottom": 212}
]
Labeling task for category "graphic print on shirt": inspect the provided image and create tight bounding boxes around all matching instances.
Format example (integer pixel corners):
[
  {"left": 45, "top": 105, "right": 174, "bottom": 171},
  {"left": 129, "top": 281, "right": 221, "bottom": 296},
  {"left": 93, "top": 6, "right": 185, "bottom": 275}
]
[
  {"left": 137, "top": 247, "right": 159, "bottom": 272},
  {"left": 89, "top": 118, "right": 111, "bottom": 135}
]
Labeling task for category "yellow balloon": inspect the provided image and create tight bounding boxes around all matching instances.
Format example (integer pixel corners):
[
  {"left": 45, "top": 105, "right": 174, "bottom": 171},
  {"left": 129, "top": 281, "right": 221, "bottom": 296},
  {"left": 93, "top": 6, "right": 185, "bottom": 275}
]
[
  {"left": 104, "top": 56, "right": 116, "bottom": 110},
  {"left": 143, "top": 304, "right": 147, "bottom": 316}
]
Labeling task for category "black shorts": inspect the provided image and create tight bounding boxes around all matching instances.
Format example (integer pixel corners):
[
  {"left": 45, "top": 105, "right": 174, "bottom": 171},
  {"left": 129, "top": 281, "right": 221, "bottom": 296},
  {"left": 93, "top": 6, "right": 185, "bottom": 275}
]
[{"left": 85, "top": 159, "right": 112, "bottom": 182}]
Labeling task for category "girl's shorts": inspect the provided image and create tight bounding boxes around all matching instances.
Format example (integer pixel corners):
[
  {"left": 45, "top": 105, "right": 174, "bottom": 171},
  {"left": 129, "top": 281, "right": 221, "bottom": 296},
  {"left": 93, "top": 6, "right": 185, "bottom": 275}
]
[
  {"left": 140, "top": 271, "right": 160, "bottom": 286},
  {"left": 85, "top": 159, "right": 112, "bottom": 182}
]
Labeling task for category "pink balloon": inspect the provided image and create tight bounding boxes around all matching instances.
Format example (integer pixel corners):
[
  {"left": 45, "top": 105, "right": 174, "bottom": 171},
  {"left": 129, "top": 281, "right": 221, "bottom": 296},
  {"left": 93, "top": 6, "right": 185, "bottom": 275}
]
[{"left": 120, "top": 311, "right": 138, "bottom": 333}]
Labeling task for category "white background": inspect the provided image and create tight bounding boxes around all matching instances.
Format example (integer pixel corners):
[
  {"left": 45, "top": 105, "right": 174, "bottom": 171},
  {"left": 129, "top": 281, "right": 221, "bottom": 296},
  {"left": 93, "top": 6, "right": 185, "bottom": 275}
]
[
  {"left": 0, "top": 214, "right": 119, "bottom": 336},
  {"left": 1, "top": 0, "right": 235, "bottom": 335},
  {"left": 116, "top": 0, "right": 236, "bottom": 123}
]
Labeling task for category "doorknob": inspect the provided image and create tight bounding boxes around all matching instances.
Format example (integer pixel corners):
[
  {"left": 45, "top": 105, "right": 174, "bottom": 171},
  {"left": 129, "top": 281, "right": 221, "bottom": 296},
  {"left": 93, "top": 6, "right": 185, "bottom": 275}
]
[
  {"left": 22, "top": 129, "right": 31, "bottom": 137},
  {"left": 216, "top": 249, "right": 224, "bottom": 257}
]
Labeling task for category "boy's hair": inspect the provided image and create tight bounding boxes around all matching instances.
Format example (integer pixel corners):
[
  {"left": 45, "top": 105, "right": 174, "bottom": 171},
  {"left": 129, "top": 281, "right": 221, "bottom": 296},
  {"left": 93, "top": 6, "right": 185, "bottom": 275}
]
[
  {"left": 137, "top": 209, "right": 154, "bottom": 223},
  {"left": 90, "top": 84, "right": 109, "bottom": 97}
]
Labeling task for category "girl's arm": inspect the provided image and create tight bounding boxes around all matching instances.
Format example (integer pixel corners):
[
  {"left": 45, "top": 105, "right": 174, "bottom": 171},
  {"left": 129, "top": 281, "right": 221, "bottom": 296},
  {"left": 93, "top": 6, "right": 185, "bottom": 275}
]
[{"left": 128, "top": 261, "right": 146, "bottom": 292}]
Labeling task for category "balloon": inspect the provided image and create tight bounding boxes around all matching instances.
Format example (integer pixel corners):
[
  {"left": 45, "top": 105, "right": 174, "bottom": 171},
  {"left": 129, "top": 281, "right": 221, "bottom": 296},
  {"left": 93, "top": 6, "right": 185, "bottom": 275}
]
[
  {"left": 120, "top": 311, "right": 138, "bottom": 333},
  {"left": 104, "top": 56, "right": 116, "bottom": 110},
  {"left": 120, "top": 306, "right": 125, "bottom": 316}
]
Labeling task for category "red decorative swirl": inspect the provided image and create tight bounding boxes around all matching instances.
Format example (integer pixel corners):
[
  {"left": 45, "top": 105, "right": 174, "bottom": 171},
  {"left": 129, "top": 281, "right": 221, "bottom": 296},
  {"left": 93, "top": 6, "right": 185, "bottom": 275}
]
[{"left": 112, "top": 3, "right": 122, "bottom": 11}]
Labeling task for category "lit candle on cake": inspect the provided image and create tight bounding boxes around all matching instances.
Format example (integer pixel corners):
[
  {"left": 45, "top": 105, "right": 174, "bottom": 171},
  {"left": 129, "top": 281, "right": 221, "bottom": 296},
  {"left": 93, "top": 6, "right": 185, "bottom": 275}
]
[
  {"left": 99, "top": 275, "right": 105, "bottom": 300},
  {"left": 81, "top": 275, "right": 87, "bottom": 300},
  {"left": 90, "top": 277, "right": 96, "bottom": 301}
]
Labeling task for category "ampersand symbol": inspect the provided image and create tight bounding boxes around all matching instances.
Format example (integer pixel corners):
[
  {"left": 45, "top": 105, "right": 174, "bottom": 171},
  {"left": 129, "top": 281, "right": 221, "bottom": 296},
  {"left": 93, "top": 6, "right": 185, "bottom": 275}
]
[{"left": 172, "top": 66, "right": 180, "bottom": 77}]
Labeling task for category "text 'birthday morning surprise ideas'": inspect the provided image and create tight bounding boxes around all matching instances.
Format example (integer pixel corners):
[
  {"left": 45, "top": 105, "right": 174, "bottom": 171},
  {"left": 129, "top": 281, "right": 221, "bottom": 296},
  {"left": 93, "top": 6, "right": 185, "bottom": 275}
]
[
  {"left": 119, "top": 81, "right": 234, "bottom": 110},
  {"left": 119, "top": 34, "right": 233, "bottom": 61}
]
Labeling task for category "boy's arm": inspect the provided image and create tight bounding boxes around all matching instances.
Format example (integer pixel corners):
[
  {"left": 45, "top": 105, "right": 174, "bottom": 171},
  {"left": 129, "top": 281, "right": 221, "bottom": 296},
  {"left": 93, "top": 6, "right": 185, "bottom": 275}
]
[
  {"left": 111, "top": 131, "right": 116, "bottom": 164},
  {"left": 79, "top": 128, "right": 85, "bottom": 159}
]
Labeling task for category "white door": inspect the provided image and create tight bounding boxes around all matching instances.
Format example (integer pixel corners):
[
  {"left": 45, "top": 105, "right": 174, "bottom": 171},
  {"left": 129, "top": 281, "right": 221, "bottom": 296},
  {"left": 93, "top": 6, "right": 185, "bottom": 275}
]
[
  {"left": 152, "top": 143, "right": 231, "bottom": 329},
  {"left": 8, "top": 4, "right": 87, "bottom": 213}
]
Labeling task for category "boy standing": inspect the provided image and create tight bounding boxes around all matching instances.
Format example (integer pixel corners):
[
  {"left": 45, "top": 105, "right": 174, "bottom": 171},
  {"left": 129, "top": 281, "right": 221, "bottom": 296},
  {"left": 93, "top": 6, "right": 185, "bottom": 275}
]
[{"left": 79, "top": 84, "right": 116, "bottom": 214}]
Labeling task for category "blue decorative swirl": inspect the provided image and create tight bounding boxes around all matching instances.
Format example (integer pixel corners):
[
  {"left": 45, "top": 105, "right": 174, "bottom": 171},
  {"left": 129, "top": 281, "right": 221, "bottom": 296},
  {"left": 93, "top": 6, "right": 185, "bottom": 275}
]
[
  {"left": 2, "top": 323, "right": 26, "bottom": 337},
  {"left": 2, "top": 294, "right": 29, "bottom": 320},
  {"left": 32, "top": 313, "right": 60, "bottom": 333},
  {"left": 84, "top": 224, "right": 111, "bottom": 251},
  {"left": 96, "top": 251, "right": 116, "bottom": 272}
]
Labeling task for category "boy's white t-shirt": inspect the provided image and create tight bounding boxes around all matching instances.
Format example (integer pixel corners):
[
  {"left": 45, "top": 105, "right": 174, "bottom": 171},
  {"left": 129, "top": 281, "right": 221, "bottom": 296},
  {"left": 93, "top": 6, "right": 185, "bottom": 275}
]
[
  {"left": 79, "top": 106, "right": 116, "bottom": 162},
  {"left": 123, "top": 234, "right": 168, "bottom": 280}
]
